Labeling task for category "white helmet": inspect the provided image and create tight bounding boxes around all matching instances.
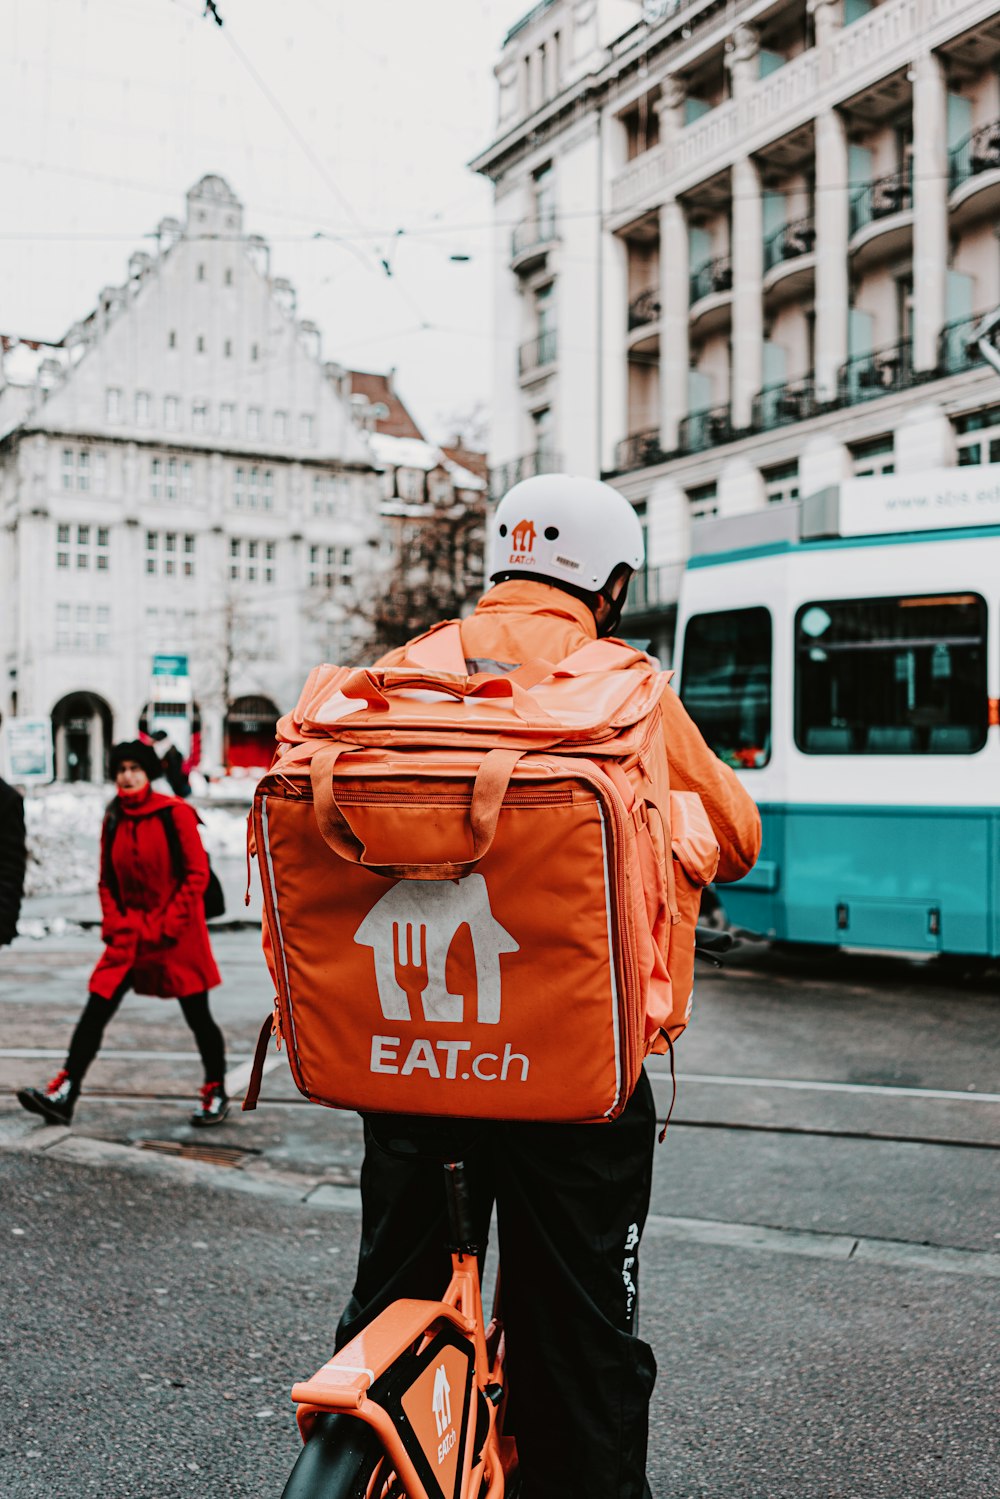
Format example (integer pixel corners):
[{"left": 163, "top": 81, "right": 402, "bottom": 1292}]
[{"left": 488, "top": 474, "right": 644, "bottom": 593}]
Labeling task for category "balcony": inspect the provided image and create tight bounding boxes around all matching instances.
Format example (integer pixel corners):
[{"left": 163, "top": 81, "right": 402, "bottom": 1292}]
[
  {"left": 510, "top": 212, "right": 558, "bottom": 275},
  {"left": 751, "top": 377, "right": 821, "bottom": 432},
  {"left": 489, "top": 449, "right": 562, "bottom": 502},
  {"left": 518, "top": 328, "right": 558, "bottom": 382},
  {"left": 628, "top": 287, "right": 661, "bottom": 331},
  {"left": 838, "top": 340, "right": 914, "bottom": 407},
  {"left": 762, "top": 216, "right": 816, "bottom": 305},
  {"left": 689, "top": 255, "right": 733, "bottom": 336},
  {"left": 948, "top": 119, "right": 1000, "bottom": 230},
  {"left": 848, "top": 168, "right": 913, "bottom": 270},
  {"left": 677, "top": 404, "right": 735, "bottom": 454},
  {"left": 622, "top": 563, "right": 684, "bottom": 620},
  {"left": 612, "top": 427, "right": 669, "bottom": 476},
  {"left": 938, "top": 314, "right": 1000, "bottom": 378}
]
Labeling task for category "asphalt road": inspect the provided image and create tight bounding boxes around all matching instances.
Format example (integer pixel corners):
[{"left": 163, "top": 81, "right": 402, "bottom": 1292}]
[{"left": 2, "top": 926, "right": 998, "bottom": 1497}]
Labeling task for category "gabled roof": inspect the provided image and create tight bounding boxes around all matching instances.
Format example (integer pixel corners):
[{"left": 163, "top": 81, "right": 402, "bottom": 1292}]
[
  {"left": 441, "top": 444, "right": 489, "bottom": 484},
  {"left": 349, "top": 369, "right": 424, "bottom": 440}
]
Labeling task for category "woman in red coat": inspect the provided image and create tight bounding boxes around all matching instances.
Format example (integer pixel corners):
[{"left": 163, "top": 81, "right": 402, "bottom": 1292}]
[{"left": 17, "top": 741, "right": 228, "bottom": 1128}]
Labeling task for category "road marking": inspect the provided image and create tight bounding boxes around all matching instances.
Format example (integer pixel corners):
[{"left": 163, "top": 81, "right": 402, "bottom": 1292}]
[
  {"left": 644, "top": 1069, "right": 1000, "bottom": 1105},
  {"left": 224, "top": 1054, "right": 283, "bottom": 1096},
  {"left": 0, "top": 1047, "right": 282, "bottom": 1099},
  {"left": 643, "top": 1213, "right": 1000, "bottom": 1279},
  {"left": 0, "top": 1048, "right": 256, "bottom": 1063}
]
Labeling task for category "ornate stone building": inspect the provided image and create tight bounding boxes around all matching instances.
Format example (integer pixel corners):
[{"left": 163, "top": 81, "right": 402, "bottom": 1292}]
[
  {"left": 473, "top": 0, "right": 1000, "bottom": 657},
  {"left": 0, "top": 175, "right": 381, "bottom": 777}
]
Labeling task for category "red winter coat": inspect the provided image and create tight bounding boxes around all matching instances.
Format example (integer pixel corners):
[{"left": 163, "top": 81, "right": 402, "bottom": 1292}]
[{"left": 90, "top": 790, "right": 221, "bottom": 1000}]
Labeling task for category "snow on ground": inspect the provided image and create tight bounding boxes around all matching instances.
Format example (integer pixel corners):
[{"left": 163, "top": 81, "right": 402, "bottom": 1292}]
[{"left": 23, "top": 783, "right": 254, "bottom": 897}]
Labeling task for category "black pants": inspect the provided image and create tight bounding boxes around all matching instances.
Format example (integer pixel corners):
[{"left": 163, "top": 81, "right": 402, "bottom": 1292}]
[
  {"left": 65, "top": 981, "right": 226, "bottom": 1088},
  {"left": 337, "top": 1072, "right": 657, "bottom": 1499}
]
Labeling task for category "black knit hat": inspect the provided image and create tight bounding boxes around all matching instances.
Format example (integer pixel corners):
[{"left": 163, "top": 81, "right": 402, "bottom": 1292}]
[{"left": 108, "top": 740, "right": 161, "bottom": 783}]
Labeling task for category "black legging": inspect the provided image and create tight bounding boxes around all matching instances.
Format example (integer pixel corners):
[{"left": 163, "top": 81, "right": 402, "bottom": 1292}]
[{"left": 65, "top": 981, "right": 226, "bottom": 1087}]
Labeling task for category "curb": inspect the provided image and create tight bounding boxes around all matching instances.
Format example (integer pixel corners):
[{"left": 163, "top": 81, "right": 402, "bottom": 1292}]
[{"left": 0, "top": 1111, "right": 361, "bottom": 1210}]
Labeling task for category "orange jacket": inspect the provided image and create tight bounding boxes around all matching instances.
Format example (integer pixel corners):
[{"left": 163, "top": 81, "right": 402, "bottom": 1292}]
[{"left": 380, "top": 580, "right": 761, "bottom": 884}]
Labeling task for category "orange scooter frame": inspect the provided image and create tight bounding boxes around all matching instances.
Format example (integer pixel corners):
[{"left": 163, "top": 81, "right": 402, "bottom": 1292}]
[{"left": 283, "top": 1162, "right": 517, "bottom": 1499}]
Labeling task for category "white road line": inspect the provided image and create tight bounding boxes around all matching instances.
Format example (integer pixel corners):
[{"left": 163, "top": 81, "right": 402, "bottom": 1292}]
[
  {"left": 224, "top": 1054, "right": 283, "bottom": 1097},
  {"left": 0, "top": 1048, "right": 253, "bottom": 1063},
  {"left": 645, "top": 1069, "right": 1000, "bottom": 1105},
  {"left": 0, "top": 1046, "right": 283, "bottom": 1100}
]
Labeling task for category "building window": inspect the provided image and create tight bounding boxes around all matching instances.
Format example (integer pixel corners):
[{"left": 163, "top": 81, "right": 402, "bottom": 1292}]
[
  {"left": 850, "top": 435, "right": 894, "bottom": 478},
  {"left": 262, "top": 470, "right": 274, "bottom": 510},
  {"left": 168, "top": 330, "right": 176, "bottom": 349},
  {"left": 681, "top": 607, "right": 772, "bottom": 768},
  {"left": 250, "top": 342, "right": 259, "bottom": 361},
  {"left": 197, "top": 262, "right": 206, "bottom": 281},
  {"left": 192, "top": 401, "right": 208, "bottom": 432},
  {"left": 687, "top": 482, "right": 719, "bottom": 521},
  {"left": 954, "top": 406, "right": 1000, "bottom": 467},
  {"left": 247, "top": 407, "right": 262, "bottom": 438},
  {"left": 61, "top": 449, "right": 74, "bottom": 490},
  {"left": 136, "top": 391, "right": 151, "bottom": 424},
  {"left": 300, "top": 413, "right": 314, "bottom": 444},
  {"left": 196, "top": 334, "right": 206, "bottom": 354},
  {"left": 224, "top": 267, "right": 233, "bottom": 287},
  {"left": 56, "top": 522, "right": 70, "bottom": 568},
  {"left": 234, "top": 466, "right": 244, "bottom": 507},
  {"left": 151, "top": 458, "right": 162, "bottom": 499},
  {"left": 166, "top": 458, "right": 178, "bottom": 501},
  {"left": 56, "top": 603, "right": 71, "bottom": 648},
  {"left": 273, "top": 410, "right": 287, "bottom": 441},
  {"left": 763, "top": 460, "right": 799, "bottom": 506},
  {"left": 795, "top": 594, "right": 988, "bottom": 755},
  {"left": 247, "top": 466, "right": 259, "bottom": 509},
  {"left": 164, "top": 396, "right": 180, "bottom": 429},
  {"left": 181, "top": 461, "right": 192, "bottom": 500},
  {"left": 224, "top": 338, "right": 233, "bottom": 358},
  {"left": 220, "top": 403, "right": 235, "bottom": 435},
  {"left": 106, "top": 388, "right": 122, "bottom": 422},
  {"left": 397, "top": 467, "right": 424, "bottom": 502}
]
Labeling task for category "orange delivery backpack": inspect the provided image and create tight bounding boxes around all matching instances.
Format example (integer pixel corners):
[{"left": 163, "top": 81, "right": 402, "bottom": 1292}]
[{"left": 244, "top": 622, "right": 720, "bottom": 1125}]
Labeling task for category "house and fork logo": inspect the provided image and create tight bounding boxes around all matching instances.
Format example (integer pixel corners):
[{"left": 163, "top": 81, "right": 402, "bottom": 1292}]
[{"left": 353, "top": 876, "right": 528, "bottom": 1083}]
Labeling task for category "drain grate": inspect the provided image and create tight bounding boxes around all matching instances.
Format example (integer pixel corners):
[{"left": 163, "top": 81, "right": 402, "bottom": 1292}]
[{"left": 135, "top": 1138, "right": 260, "bottom": 1169}]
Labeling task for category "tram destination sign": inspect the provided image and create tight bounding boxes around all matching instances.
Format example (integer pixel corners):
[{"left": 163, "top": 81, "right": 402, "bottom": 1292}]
[{"left": 839, "top": 462, "right": 1000, "bottom": 538}]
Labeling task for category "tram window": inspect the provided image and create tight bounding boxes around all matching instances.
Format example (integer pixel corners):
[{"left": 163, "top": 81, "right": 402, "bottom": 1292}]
[
  {"left": 680, "top": 607, "right": 772, "bottom": 769},
  {"left": 795, "top": 594, "right": 987, "bottom": 755}
]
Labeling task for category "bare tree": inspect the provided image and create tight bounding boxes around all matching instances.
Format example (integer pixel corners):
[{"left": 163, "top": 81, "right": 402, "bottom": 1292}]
[
  {"left": 346, "top": 492, "right": 487, "bottom": 659},
  {"left": 195, "top": 587, "right": 274, "bottom": 764}
]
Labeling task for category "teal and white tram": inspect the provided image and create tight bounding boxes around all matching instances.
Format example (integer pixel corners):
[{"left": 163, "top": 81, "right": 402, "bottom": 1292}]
[{"left": 673, "top": 465, "right": 1000, "bottom": 956}]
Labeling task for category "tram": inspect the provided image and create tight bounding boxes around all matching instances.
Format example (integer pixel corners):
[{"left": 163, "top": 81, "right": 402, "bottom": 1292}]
[{"left": 673, "top": 464, "right": 1000, "bottom": 956}]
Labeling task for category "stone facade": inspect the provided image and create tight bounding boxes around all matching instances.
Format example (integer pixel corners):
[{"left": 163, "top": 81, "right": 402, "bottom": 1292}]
[
  {"left": 0, "top": 176, "right": 382, "bottom": 778},
  {"left": 473, "top": 0, "right": 1000, "bottom": 658}
]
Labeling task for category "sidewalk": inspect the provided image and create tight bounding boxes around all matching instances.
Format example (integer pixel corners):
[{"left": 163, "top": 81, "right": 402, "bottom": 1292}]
[{"left": 18, "top": 852, "right": 263, "bottom": 935}]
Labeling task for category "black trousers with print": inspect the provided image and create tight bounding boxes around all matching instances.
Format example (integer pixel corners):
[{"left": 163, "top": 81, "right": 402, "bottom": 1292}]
[{"left": 336, "top": 1071, "right": 657, "bottom": 1499}]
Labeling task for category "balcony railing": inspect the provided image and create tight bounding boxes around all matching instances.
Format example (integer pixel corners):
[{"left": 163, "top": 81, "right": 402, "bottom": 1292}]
[
  {"left": 622, "top": 563, "right": 684, "bottom": 618},
  {"left": 518, "top": 328, "right": 558, "bottom": 377},
  {"left": 849, "top": 166, "right": 912, "bottom": 237},
  {"left": 751, "top": 377, "right": 821, "bottom": 432},
  {"left": 838, "top": 340, "right": 913, "bottom": 406},
  {"left": 677, "top": 404, "right": 735, "bottom": 454},
  {"left": 489, "top": 449, "right": 561, "bottom": 501},
  {"left": 763, "top": 216, "right": 816, "bottom": 274},
  {"left": 689, "top": 255, "right": 732, "bottom": 306},
  {"left": 938, "top": 313, "right": 1000, "bottom": 377},
  {"left": 628, "top": 288, "right": 661, "bottom": 331},
  {"left": 949, "top": 117, "right": 1000, "bottom": 194},
  {"left": 510, "top": 212, "right": 557, "bottom": 266},
  {"left": 612, "top": 427, "right": 669, "bottom": 474}
]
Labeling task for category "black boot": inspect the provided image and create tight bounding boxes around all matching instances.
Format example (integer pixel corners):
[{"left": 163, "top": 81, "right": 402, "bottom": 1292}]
[
  {"left": 191, "top": 1080, "right": 229, "bottom": 1127},
  {"left": 17, "top": 1069, "right": 78, "bottom": 1126}
]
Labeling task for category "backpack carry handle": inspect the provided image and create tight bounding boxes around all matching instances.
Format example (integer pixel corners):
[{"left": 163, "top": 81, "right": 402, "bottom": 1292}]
[
  {"left": 337, "top": 668, "right": 556, "bottom": 728},
  {"left": 309, "top": 744, "right": 525, "bottom": 880}
]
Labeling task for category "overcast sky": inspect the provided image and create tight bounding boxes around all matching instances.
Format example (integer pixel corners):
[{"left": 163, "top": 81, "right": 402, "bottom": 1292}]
[{"left": 1, "top": 0, "right": 532, "bottom": 443}]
